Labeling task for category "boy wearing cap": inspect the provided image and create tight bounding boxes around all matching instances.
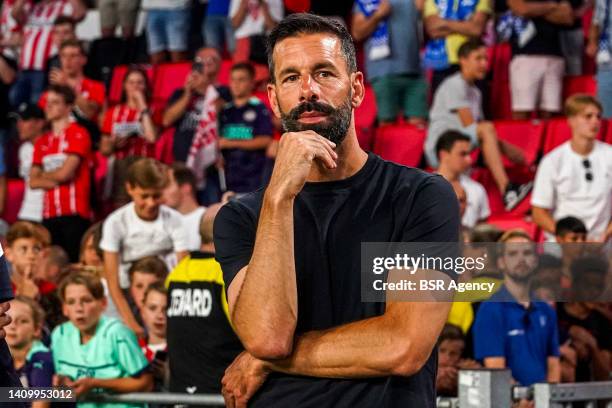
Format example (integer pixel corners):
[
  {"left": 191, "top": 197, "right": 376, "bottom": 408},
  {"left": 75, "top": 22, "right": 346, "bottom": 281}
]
[{"left": 13, "top": 104, "right": 46, "bottom": 223}]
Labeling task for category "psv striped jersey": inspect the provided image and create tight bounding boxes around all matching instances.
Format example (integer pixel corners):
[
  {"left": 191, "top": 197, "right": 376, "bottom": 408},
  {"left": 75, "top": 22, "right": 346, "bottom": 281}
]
[
  {"left": 32, "top": 122, "right": 92, "bottom": 220},
  {"left": 20, "top": 0, "right": 73, "bottom": 71},
  {"left": 101, "top": 104, "right": 156, "bottom": 159}
]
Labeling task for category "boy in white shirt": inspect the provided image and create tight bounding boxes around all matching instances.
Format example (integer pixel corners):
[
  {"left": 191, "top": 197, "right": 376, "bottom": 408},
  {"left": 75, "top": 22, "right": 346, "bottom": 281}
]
[
  {"left": 532, "top": 95, "right": 612, "bottom": 241},
  {"left": 100, "top": 158, "right": 189, "bottom": 336}
]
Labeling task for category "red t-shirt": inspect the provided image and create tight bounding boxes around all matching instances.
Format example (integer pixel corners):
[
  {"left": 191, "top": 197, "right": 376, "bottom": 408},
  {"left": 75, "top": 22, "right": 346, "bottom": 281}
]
[
  {"left": 39, "top": 78, "right": 106, "bottom": 120},
  {"left": 101, "top": 105, "right": 155, "bottom": 159},
  {"left": 32, "top": 122, "right": 92, "bottom": 220}
]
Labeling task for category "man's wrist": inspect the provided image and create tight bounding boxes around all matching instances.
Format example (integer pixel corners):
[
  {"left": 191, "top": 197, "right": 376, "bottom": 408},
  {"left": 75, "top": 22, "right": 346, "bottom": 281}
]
[{"left": 263, "top": 188, "right": 295, "bottom": 208}]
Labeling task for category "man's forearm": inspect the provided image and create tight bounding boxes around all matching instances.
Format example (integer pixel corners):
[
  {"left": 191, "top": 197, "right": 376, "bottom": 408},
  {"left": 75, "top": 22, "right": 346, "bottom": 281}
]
[
  {"left": 264, "top": 315, "right": 405, "bottom": 378},
  {"left": 263, "top": 302, "right": 451, "bottom": 378},
  {"left": 532, "top": 206, "right": 556, "bottom": 234},
  {"left": 232, "top": 193, "right": 298, "bottom": 358}
]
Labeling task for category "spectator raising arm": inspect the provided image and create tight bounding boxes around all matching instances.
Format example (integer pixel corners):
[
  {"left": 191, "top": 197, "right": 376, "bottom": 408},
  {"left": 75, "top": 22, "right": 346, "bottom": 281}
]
[
  {"left": 67, "top": 0, "right": 87, "bottom": 22},
  {"left": 351, "top": 0, "right": 393, "bottom": 42},
  {"left": 231, "top": 0, "right": 251, "bottom": 29}
]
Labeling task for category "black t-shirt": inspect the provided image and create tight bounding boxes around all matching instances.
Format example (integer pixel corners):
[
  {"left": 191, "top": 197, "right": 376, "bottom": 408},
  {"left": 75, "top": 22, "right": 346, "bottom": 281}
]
[
  {"left": 166, "top": 86, "right": 231, "bottom": 162},
  {"left": 0, "top": 54, "right": 17, "bottom": 129},
  {"left": 511, "top": 0, "right": 564, "bottom": 56},
  {"left": 214, "top": 153, "right": 460, "bottom": 408}
]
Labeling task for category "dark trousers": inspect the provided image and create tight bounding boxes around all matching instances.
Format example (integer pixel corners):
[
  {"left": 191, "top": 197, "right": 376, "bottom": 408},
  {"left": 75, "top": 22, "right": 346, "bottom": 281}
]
[{"left": 43, "top": 216, "right": 91, "bottom": 263}]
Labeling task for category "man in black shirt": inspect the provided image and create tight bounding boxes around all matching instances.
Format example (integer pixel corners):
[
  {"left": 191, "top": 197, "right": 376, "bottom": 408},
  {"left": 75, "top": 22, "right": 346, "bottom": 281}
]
[{"left": 214, "top": 14, "right": 460, "bottom": 408}]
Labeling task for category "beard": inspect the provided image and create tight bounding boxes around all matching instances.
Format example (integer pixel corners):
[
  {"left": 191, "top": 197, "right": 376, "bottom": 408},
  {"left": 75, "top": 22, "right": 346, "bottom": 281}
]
[{"left": 280, "top": 97, "right": 352, "bottom": 146}]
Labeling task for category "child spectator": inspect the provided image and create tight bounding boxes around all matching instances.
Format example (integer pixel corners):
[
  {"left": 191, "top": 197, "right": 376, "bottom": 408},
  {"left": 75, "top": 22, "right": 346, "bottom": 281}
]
[
  {"left": 14, "top": 103, "right": 46, "bottom": 223},
  {"left": 78, "top": 223, "right": 104, "bottom": 274},
  {"left": 38, "top": 246, "right": 69, "bottom": 286},
  {"left": 5, "top": 222, "right": 53, "bottom": 299},
  {"left": 436, "top": 324, "right": 480, "bottom": 397},
  {"left": 554, "top": 216, "right": 587, "bottom": 288},
  {"left": 52, "top": 272, "right": 152, "bottom": 402},
  {"left": 139, "top": 283, "right": 168, "bottom": 392},
  {"left": 30, "top": 84, "right": 92, "bottom": 262},
  {"left": 6, "top": 295, "right": 54, "bottom": 399},
  {"left": 162, "top": 164, "right": 207, "bottom": 251},
  {"left": 139, "top": 283, "right": 167, "bottom": 361},
  {"left": 219, "top": 62, "right": 273, "bottom": 193},
  {"left": 100, "top": 67, "right": 158, "bottom": 210},
  {"left": 100, "top": 158, "right": 189, "bottom": 336},
  {"left": 426, "top": 39, "right": 532, "bottom": 211},
  {"left": 532, "top": 95, "right": 612, "bottom": 242},
  {"left": 128, "top": 256, "right": 168, "bottom": 312}
]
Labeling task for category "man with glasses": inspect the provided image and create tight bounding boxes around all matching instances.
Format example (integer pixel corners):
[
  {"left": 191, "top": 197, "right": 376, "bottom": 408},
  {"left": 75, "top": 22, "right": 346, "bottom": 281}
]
[{"left": 531, "top": 94, "right": 612, "bottom": 242}]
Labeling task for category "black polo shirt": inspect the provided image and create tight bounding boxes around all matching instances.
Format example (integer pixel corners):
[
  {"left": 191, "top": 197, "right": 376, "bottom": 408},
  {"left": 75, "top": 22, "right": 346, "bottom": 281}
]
[{"left": 214, "top": 152, "right": 460, "bottom": 407}]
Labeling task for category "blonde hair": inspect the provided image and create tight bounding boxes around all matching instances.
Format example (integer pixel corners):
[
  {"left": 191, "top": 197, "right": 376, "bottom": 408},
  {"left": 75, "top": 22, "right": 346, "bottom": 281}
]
[
  {"left": 498, "top": 229, "right": 533, "bottom": 243},
  {"left": 564, "top": 94, "right": 602, "bottom": 117}
]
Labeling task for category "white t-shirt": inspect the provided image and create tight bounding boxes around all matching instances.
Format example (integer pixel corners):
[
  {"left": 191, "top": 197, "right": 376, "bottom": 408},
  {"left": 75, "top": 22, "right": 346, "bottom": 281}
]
[
  {"left": 229, "top": 0, "right": 283, "bottom": 39},
  {"left": 181, "top": 206, "right": 207, "bottom": 251},
  {"left": 17, "top": 142, "right": 44, "bottom": 222},
  {"left": 531, "top": 141, "right": 612, "bottom": 240},
  {"left": 100, "top": 202, "right": 190, "bottom": 288},
  {"left": 141, "top": 0, "right": 190, "bottom": 9},
  {"left": 460, "top": 174, "right": 491, "bottom": 228}
]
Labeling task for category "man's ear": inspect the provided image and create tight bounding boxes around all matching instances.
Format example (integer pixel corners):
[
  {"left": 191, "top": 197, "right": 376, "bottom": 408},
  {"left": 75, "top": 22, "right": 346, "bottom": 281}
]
[
  {"left": 350, "top": 71, "right": 365, "bottom": 109},
  {"left": 267, "top": 83, "right": 281, "bottom": 119}
]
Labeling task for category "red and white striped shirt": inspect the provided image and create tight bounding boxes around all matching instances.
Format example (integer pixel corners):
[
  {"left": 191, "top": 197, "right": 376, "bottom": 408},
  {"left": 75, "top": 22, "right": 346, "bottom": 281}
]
[
  {"left": 101, "top": 105, "right": 156, "bottom": 159},
  {"left": 19, "top": 0, "right": 72, "bottom": 71},
  {"left": 32, "top": 122, "right": 92, "bottom": 220},
  {"left": 1, "top": 0, "right": 28, "bottom": 41}
]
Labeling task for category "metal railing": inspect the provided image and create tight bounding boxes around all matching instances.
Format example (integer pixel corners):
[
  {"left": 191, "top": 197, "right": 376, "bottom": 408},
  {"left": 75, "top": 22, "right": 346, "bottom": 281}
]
[{"left": 82, "top": 373, "right": 612, "bottom": 407}]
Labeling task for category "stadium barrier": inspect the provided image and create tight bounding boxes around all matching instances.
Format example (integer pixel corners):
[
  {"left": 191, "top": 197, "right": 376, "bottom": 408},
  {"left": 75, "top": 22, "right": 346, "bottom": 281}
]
[
  {"left": 81, "top": 372, "right": 612, "bottom": 407},
  {"left": 459, "top": 369, "right": 612, "bottom": 408}
]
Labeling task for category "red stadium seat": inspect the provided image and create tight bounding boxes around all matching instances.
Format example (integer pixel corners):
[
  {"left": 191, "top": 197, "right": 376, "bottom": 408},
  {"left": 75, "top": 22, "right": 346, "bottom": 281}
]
[
  {"left": 543, "top": 118, "right": 573, "bottom": 154},
  {"left": 218, "top": 59, "right": 233, "bottom": 86},
  {"left": 355, "top": 85, "right": 378, "bottom": 151},
  {"left": 155, "top": 127, "right": 176, "bottom": 165},
  {"left": 486, "top": 215, "right": 541, "bottom": 240},
  {"left": 491, "top": 43, "right": 513, "bottom": 120},
  {"left": 4, "top": 179, "right": 25, "bottom": 224},
  {"left": 372, "top": 124, "right": 426, "bottom": 167},
  {"left": 150, "top": 62, "right": 192, "bottom": 124},
  {"left": 493, "top": 120, "right": 545, "bottom": 167},
  {"left": 563, "top": 75, "right": 597, "bottom": 101},
  {"left": 603, "top": 119, "right": 612, "bottom": 144}
]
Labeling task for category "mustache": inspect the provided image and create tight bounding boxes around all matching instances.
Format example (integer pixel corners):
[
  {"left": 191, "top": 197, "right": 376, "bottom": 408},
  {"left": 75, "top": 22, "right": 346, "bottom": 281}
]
[{"left": 287, "top": 101, "right": 336, "bottom": 121}]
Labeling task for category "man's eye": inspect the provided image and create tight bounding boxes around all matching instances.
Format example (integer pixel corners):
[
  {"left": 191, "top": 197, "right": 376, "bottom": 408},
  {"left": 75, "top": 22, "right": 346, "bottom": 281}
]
[
  {"left": 284, "top": 75, "right": 298, "bottom": 83},
  {"left": 318, "top": 71, "right": 331, "bottom": 78}
]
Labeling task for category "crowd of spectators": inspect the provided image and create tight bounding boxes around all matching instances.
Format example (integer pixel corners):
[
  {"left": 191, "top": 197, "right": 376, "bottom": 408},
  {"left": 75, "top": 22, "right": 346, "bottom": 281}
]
[{"left": 0, "top": 0, "right": 610, "bottom": 404}]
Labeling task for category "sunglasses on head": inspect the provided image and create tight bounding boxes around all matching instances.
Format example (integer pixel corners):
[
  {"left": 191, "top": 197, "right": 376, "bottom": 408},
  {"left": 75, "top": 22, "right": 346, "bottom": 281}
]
[{"left": 582, "top": 159, "right": 593, "bottom": 182}]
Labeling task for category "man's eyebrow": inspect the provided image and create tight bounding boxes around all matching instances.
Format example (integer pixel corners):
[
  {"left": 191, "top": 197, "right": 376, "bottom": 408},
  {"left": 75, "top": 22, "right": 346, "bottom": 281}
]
[{"left": 278, "top": 62, "right": 340, "bottom": 79}]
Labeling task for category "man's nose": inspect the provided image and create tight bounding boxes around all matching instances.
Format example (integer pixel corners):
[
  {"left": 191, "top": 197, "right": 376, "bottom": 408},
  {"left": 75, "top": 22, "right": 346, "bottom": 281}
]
[{"left": 299, "top": 75, "right": 320, "bottom": 102}]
